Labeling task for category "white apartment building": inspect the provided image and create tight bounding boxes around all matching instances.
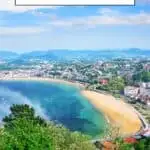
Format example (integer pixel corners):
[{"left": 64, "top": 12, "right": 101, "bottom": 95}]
[{"left": 124, "top": 86, "right": 139, "bottom": 98}]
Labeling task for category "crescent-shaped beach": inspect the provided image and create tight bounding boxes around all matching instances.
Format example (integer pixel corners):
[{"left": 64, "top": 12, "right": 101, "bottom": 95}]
[
  {"left": 81, "top": 90, "right": 142, "bottom": 135},
  {"left": 0, "top": 77, "right": 142, "bottom": 136}
]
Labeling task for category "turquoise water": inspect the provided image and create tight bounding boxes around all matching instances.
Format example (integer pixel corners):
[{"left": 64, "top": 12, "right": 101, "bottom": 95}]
[{"left": 0, "top": 80, "right": 106, "bottom": 137}]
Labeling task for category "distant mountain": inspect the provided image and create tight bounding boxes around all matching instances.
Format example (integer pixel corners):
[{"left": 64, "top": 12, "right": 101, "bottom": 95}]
[
  {"left": 20, "top": 50, "right": 112, "bottom": 61},
  {"left": 20, "top": 51, "right": 58, "bottom": 60},
  {"left": 0, "top": 49, "right": 150, "bottom": 63},
  {"left": 0, "top": 51, "right": 19, "bottom": 60},
  {"left": 125, "top": 48, "right": 150, "bottom": 56}
]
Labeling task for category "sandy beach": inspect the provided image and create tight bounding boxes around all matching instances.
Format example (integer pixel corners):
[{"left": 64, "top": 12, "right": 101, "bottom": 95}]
[
  {"left": 81, "top": 90, "right": 142, "bottom": 136},
  {"left": 0, "top": 77, "right": 142, "bottom": 135}
]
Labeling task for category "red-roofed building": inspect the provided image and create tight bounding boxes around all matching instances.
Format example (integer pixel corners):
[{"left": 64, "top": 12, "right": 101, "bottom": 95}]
[
  {"left": 144, "top": 64, "right": 150, "bottom": 71},
  {"left": 102, "top": 141, "right": 116, "bottom": 150},
  {"left": 99, "top": 79, "right": 108, "bottom": 85},
  {"left": 124, "top": 137, "right": 137, "bottom": 144}
]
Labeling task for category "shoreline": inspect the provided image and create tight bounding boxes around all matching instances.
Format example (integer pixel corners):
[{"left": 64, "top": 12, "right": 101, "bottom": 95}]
[
  {"left": 81, "top": 90, "right": 142, "bottom": 136},
  {"left": 0, "top": 77, "right": 143, "bottom": 136},
  {"left": 0, "top": 77, "right": 85, "bottom": 89}
]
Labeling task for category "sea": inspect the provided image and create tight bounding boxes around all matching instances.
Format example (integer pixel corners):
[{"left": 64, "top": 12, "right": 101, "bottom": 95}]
[{"left": 0, "top": 80, "right": 106, "bottom": 138}]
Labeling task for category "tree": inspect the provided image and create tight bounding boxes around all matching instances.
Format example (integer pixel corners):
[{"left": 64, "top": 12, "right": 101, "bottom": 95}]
[
  {"left": 3, "top": 104, "right": 47, "bottom": 129},
  {"left": 0, "top": 104, "right": 95, "bottom": 150},
  {"left": 102, "top": 124, "right": 122, "bottom": 141},
  {"left": 101, "top": 124, "right": 150, "bottom": 150},
  {"left": 134, "top": 138, "right": 150, "bottom": 150},
  {"left": 114, "top": 138, "right": 134, "bottom": 150},
  {"left": 133, "top": 71, "right": 150, "bottom": 82},
  {"left": 108, "top": 77, "right": 125, "bottom": 93},
  {"left": 96, "top": 77, "right": 125, "bottom": 93},
  {"left": 0, "top": 118, "right": 54, "bottom": 150}
]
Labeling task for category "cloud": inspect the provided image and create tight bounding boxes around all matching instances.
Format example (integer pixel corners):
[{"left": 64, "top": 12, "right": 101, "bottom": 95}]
[
  {"left": 1, "top": 7, "right": 150, "bottom": 36},
  {"left": 0, "top": 26, "right": 47, "bottom": 35},
  {"left": 0, "top": 0, "right": 60, "bottom": 12},
  {"left": 98, "top": 8, "right": 119, "bottom": 15},
  {"left": 49, "top": 8, "right": 150, "bottom": 28},
  {"left": 31, "top": 10, "right": 58, "bottom": 20}
]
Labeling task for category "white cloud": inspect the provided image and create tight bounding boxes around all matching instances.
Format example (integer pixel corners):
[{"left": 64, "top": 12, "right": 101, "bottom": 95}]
[
  {"left": 31, "top": 10, "right": 58, "bottom": 20},
  {"left": 0, "top": 26, "right": 47, "bottom": 35},
  {"left": 98, "top": 8, "right": 119, "bottom": 15},
  {"left": 0, "top": 0, "right": 60, "bottom": 12},
  {"left": 1, "top": 8, "right": 150, "bottom": 36},
  {"left": 49, "top": 9, "right": 150, "bottom": 27}
]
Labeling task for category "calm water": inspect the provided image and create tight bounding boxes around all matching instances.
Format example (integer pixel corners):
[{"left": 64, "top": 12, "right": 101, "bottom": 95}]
[{"left": 0, "top": 80, "right": 106, "bottom": 137}]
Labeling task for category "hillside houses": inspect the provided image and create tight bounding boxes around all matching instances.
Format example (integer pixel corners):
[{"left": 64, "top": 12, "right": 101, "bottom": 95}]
[
  {"left": 124, "top": 86, "right": 139, "bottom": 98},
  {"left": 144, "top": 63, "right": 150, "bottom": 71},
  {"left": 124, "top": 83, "right": 150, "bottom": 106}
]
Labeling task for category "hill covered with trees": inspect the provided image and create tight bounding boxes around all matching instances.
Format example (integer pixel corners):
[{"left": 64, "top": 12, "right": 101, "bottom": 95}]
[
  {"left": 0, "top": 104, "right": 149, "bottom": 150},
  {"left": 0, "top": 104, "right": 95, "bottom": 150}
]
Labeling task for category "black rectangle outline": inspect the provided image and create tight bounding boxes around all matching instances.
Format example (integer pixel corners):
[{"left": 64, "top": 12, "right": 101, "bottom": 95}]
[{"left": 15, "top": 0, "right": 136, "bottom": 6}]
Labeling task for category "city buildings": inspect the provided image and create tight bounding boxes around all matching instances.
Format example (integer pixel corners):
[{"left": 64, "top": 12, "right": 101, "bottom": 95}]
[{"left": 124, "top": 86, "right": 139, "bottom": 98}]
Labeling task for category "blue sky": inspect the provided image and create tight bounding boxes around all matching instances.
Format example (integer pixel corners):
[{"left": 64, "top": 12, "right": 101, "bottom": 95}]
[{"left": 0, "top": 0, "right": 150, "bottom": 52}]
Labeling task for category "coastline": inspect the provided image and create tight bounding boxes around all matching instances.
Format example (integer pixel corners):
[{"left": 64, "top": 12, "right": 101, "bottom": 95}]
[
  {"left": 81, "top": 90, "right": 142, "bottom": 136},
  {"left": 0, "top": 77, "right": 84, "bottom": 89},
  {"left": 0, "top": 77, "right": 143, "bottom": 136}
]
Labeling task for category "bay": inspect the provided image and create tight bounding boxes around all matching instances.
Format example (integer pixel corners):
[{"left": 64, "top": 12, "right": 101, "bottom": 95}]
[{"left": 0, "top": 80, "right": 106, "bottom": 137}]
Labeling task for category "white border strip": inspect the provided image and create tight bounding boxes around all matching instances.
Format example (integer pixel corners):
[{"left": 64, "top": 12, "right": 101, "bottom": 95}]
[{"left": 16, "top": 0, "right": 135, "bottom": 5}]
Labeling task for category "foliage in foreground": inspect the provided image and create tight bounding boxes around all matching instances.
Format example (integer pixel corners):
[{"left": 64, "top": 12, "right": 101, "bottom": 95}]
[
  {"left": 100, "top": 124, "right": 150, "bottom": 150},
  {"left": 114, "top": 137, "right": 150, "bottom": 150},
  {"left": 0, "top": 104, "right": 150, "bottom": 150},
  {"left": 0, "top": 104, "right": 95, "bottom": 150}
]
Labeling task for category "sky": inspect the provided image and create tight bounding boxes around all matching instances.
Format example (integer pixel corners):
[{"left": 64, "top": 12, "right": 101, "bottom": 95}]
[{"left": 0, "top": 0, "right": 150, "bottom": 52}]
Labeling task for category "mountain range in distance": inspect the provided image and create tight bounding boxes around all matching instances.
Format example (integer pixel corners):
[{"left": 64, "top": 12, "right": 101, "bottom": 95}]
[{"left": 0, "top": 49, "right": 150, "bottom": 62}]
